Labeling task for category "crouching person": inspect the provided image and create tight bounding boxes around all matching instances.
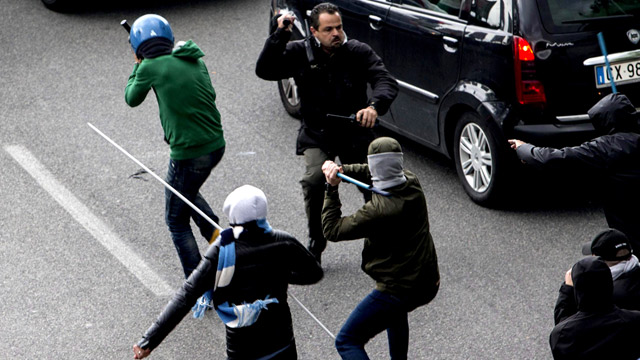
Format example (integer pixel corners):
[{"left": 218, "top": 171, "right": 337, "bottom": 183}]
[
  {"left": 132, "top": 185, "right": 323, "bottom": 359},
  {"left": 321, "top": 137, "right": 440, "bottom": 360}
]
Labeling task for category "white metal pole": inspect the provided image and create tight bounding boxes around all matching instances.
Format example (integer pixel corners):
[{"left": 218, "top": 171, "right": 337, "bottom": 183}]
[{"left": 87, "top": 122, "right": 223, "bottom": 231}]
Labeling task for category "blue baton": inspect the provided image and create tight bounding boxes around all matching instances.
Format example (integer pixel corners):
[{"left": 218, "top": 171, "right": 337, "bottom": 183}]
[
  {"left": 597, "top": 32, "right": 617, "bottom": 94},
  {"left": 337, "top": 173, "right": 391, "bottom": 197}
]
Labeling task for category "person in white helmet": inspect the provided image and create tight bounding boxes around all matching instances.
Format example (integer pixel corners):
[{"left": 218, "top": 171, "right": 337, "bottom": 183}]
[{"left": 132, "top": 185, "right": 322, "bottom": 359}]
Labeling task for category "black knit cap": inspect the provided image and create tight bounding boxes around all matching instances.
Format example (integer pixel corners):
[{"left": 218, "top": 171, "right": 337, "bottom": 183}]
[{"left": 581, "top": 228, "right": 633, "bottom": 261}]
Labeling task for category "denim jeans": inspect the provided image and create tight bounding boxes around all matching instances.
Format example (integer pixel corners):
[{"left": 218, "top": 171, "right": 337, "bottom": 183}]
[
  {"left": 165, "top": 147, "right": 224, "bottom": 278},
  {"left": 335, "top": 290, "right": 412, "bottom": 360}
]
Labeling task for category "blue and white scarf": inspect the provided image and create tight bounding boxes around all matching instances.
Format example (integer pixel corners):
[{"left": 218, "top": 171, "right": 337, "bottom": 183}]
[{"left": 193, "top": 222, "right": 278, "bottom": 328}]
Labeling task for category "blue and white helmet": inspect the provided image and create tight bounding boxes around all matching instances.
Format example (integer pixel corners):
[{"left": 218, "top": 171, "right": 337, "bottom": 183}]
[{"left": 129, "top": 14, "right": 174, "bottom": 53}]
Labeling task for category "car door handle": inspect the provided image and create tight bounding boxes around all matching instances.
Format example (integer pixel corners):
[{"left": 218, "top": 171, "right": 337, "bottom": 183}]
[
  {"left": 443, "top": 35, "right": 459, "bottom": 53},
  {"left": 369, "top": 15, "right": 383, "bottom": 31},
  {"left": 443, "top": 36, "right": 458, "bottom": 45}
]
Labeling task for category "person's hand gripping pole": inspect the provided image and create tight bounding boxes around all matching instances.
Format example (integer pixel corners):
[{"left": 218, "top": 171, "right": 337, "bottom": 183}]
[{"left": 322, "top": 161, "right": 391, "bottom": 197}]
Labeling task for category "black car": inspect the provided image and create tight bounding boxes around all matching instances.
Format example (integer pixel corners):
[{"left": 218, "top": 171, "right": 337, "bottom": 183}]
[{"left": 268, "top": 0, "right": 640, "bottom": 205}]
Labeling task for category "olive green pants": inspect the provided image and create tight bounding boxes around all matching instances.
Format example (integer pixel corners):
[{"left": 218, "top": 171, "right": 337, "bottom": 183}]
[{"left": 300, "top": 147, "right": 371, "bottom": 257}]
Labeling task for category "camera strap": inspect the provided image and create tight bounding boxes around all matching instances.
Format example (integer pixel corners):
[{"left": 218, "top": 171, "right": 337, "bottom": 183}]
[{"left": 304, "top": 37, "right": 318, "bottom": 69}]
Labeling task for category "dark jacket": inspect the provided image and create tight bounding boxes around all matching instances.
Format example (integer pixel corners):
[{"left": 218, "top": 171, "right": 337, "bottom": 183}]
[
  {"left": 516, "top": 93, "right": 640, "bottom": 250},
  {"left": 322, "top": 166, "right": 439, "bottom": 306},
  {"left": 549, "top": 257, "right": 640, "bottom": 360},
  {"left": 613, "top": 264, "right": 640, "bottom": 310},
  {"left": 554, "top": 263, "right": 640, "bottom": 324},
  {"left": 137, "top": 224, "right": 323, "bottom": 359},
  {"left": 255, "top": 28, "right": 398, "bottom": 155}
]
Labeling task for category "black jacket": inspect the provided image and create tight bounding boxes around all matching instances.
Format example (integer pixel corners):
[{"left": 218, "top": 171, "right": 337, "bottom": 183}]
[
  {"left": 516, "top": 93, "right": 640, "bottom": 250},
  {"left": 256, "top": 28, "right": 398, "bottom": 155},
  {"left": 554, "top": 263, "right": 640, "bottom": 324},
  {"left": 549, "top": 257, "right": 640, "bottom": 360},
  {"left": 137, "top": 224, "right": 323, "bottom": 359}
]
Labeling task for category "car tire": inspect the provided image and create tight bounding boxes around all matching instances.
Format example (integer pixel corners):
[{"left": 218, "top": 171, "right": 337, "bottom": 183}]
[
  {"left": 453, "top": 111, "right": 508, "bottom": 206},
  {"left": 277, "top": 77, "right": 302, "bottom": 118}
]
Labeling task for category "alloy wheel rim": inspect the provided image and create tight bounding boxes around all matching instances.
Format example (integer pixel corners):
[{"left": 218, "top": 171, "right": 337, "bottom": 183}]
[
  {"left": 281, "top": 78, "right": 300, "bottom": 106},
  {"left": 458, "top": 123, "right": 492, "bottom": 193}
]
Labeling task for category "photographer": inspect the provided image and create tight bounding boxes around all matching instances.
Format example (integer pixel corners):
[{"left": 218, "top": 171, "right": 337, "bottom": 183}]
[{"left": 255, "top": 2, "right": 398, "bottom": 264}]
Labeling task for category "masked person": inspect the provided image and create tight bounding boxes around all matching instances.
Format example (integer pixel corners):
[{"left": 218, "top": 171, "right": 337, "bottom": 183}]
[
  {"left": 132, "top": 185, "right": 323, "bottom": 360},
  {"left": 255, "top": 2, "right": 398, "bottom": 264},
  {"left": 321, "top": 137, "right": 440, "bottom": 360},
  {"left": 509, "top": 93, "right": 640, "bottom": 252},
  {"left": 554, "top": 228, "right": 640, "bottom": 324},
  {"left": 124, "top": 15, "right": 226, "bottom": 283},
  {"left": 549, "top": 257, "right": 640, "bottom": 360}
]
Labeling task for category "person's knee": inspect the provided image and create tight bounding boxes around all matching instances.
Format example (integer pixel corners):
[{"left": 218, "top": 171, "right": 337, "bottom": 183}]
[
  {"left": 335, "top": 334, "right": 349, "bottom": 354},
  {"left": 165, "top": 212, "right": 190, "bottom": 231},
  {"left": 335, "top": 331, "right": 360, "bottom": 353},
  {"left": 300, "top": 166, "right": 326, "bottom": 190}
]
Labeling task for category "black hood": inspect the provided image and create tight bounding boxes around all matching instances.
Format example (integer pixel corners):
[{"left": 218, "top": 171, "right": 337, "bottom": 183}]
[
  {"left": 572, "top": 257, "right": 614, "bottom": 312},
  {"left": 588, "top": 93, "right": 640, "bottom": 135}
]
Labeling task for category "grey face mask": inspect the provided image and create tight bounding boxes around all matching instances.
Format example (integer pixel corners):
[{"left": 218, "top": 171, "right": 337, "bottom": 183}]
[{"left": 368, "top": 152, "right": 407, "bottom": 190}]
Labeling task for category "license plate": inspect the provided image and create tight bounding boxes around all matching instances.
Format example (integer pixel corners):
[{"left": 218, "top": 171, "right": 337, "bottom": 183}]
[{"left": 595, "top": 59, "right": 640, "bottom": 88}]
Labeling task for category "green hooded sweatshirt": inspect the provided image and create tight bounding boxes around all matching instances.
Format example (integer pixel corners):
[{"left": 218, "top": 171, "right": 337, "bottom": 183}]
[{"left": 125, "top": 40, "right": 225, "bottom": 160}]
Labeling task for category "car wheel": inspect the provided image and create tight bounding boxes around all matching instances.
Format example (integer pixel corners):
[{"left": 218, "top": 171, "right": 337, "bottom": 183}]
[
  {"left": 277, "top": 77, "right": 302, "bottom": 118},
  {"left": 453, "top": 111, "right": 507, "bottom": 206}
]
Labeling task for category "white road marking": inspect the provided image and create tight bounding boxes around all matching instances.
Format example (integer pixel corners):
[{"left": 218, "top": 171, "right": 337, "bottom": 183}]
[{"left": 4, "top": 145, "right": 174, "bottom": 297}]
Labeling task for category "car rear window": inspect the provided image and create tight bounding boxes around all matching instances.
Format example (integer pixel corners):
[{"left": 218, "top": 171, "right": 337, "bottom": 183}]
[{"left": 536, "top": 0, "right": 640, "bottom": 33}]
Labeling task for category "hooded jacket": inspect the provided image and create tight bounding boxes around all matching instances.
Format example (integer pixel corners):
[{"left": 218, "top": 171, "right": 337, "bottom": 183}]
[
  {"left": 322, "top": 138, "right": 439, "bottom": 305},
  {"left": 137, "top": 186, "right": 323, "bottom": 359},
  {"left": 549, "top": 257, "right": 640, "bottom": 360},
  {"left": 256, "top": 28, "right": 398, "bottom": 155},
  {"left": 516, "top": 93, "right": 640, "bottom": 249},
  {"left": 125, "top": 40, "right": 225, "bottom": 160},
  {"left": 554, "top": 260, "right": 640, "bottom": 323}
]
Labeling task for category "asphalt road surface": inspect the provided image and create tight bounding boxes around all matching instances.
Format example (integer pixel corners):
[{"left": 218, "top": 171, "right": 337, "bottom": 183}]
[{"left": 1, "top": 0, "right": 608, "bottom": 359}]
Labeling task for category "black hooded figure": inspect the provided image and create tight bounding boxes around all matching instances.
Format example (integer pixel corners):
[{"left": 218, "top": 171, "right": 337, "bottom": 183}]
[
  {"left": 511, "top": 93, "right": 640, "bottom": 250},
  {"left": 549, "top": 257, "right": 640, "bottom": 359}
]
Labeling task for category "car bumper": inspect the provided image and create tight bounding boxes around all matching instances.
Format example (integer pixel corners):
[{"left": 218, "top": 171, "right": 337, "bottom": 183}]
[{"left": 512, "top": 122, "right": 596, "bottom": 147}]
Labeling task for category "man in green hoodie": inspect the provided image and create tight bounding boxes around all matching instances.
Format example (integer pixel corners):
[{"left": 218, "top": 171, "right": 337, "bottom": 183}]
[
  {"left": 322, "top": 137, "right": 440, "bottom": 359},
  {"left": 124, "top": 14, "right": 226, "bottom": 283}
]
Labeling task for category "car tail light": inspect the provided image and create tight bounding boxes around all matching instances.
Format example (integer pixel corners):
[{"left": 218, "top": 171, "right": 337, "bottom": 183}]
[{"left": 514, "top": 36, "right": 546, "bottom": 105}]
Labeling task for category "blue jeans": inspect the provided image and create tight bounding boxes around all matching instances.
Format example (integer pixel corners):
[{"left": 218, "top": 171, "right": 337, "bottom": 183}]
[
  {"left": 165, "top": 147, "right": 224, "bottom": 278},
  {"left": 335, "top": 290, "right": 412, "bottom": 360}
]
